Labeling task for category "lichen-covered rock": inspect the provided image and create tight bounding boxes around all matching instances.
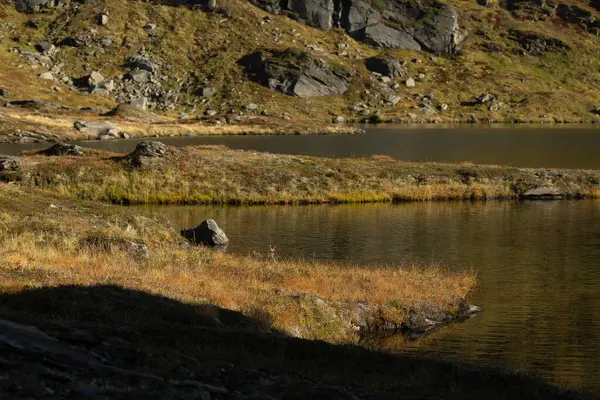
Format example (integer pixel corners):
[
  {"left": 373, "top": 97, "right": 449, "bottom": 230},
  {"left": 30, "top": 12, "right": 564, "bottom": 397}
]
[
  {"left": 181, "top": 219, "right": 229, "bottom": 246},
  {"left": 238, "top": 49, "right": 350, "bottom": 97}
]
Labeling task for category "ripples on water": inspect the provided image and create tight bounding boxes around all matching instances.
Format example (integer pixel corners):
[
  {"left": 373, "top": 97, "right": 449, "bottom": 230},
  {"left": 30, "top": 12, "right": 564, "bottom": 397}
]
[{"left": 134, "top": 201, "right": 600, "bottom": 394}]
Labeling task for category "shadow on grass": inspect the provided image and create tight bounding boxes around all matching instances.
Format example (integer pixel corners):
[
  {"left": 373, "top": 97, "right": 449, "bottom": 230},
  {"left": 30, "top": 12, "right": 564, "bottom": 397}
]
[{"left": 0, "top": 284, "right": 596, "bottom": 399}]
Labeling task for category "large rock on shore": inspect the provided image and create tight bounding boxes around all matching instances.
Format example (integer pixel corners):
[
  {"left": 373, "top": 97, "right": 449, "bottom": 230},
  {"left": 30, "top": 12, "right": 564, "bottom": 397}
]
[
  {"left": 249, "top": 0, "right": 467, "bottom": 55},
  {"left": 238, "top": 49, "right": 350, "bottom": 97},
  {"left": 126, "top": 141, "right": 170, "bottom": 167},
  {"left": 181, "top": 219, "right": 229, "bottom": 246},
  {"left": 74, "top": 120, "right": 118, "bottom": 138},
  {"left": 0, "top": 156, "right": 20, "bottom": 181},
  {"left": 39, "top": 143, "right": 84, "bottom": 156}
]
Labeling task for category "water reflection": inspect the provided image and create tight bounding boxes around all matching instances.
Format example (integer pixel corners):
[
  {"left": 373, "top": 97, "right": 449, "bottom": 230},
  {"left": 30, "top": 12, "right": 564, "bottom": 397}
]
[{"left": 134, "top": 200, "right": 600, "bottom": 393}]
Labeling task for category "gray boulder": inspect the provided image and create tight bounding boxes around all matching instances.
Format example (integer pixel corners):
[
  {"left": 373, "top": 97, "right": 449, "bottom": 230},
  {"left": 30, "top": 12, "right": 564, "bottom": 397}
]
[
  {"left": 238, "top": 49, "right": 350, "bottom": 97},
  {"left": 35, "top": 41, "right": 56, "bottom": 56},
  {"left": 127, "top": 56, "right": 156, "bottom": 73},
  {"left": 363, "top": 23, "right": 421, "bottom": 51},
  {"left": 0, "top": 156, "right": 20, "bottom": 181},
  {"left": 126, "top": 69, "right": 152, "bottom": 83},
  {"left": 130, "top": 97, "right": 148, "bottom": 111},
  {"left": 127, "top": 141, "right": 170, "bottom": 167},
  {"left": 181, "top": 219, "right": 229, "bottom": 246},
  {"left": 128, "top": 141, "right": 169, "bottom": 158},
  {"left": 74, "top": 120, "right": 118, "bottom": 137},
  {"left": 365, "top": 54, "right": 406, "bottom": 78}
]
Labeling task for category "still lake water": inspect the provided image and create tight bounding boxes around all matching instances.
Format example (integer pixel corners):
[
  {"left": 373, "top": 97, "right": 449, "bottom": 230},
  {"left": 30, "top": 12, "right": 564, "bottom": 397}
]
[
  {"left": 4, "top": 124, "right": 600, "bottom": 168},
  {"left": 135, "top": 201, "right": 600, "bottom": 394}
]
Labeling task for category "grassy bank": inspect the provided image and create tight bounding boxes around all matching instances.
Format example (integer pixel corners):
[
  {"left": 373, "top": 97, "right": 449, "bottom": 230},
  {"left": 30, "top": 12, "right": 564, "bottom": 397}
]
[
  {"left": 10, "top": 143, "right": 600, "bottom": 205},
  {"left": 0, "top": 106, "right": 358, "bottom": 143},
  {"left": 0, "top": 183, "right": 475, "bottom": 343}
]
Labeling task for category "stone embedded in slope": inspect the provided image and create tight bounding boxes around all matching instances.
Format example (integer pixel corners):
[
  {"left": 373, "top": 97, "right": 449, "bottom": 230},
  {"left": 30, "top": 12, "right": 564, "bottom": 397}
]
[
  {"left": 365, "top": 54, "right": 407, "bottom": 78},
  {"left": 362, "top": 23, "right": 422, "bottom": 51},
  {"left": 509, "top": 29, "right": 570, "bottom": 55},
  {"left": 238, "top": 49, "right": 350, "bottom": 97}
]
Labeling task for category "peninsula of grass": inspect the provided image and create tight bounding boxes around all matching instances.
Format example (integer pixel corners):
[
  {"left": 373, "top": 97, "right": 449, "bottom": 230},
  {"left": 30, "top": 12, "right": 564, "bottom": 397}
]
[
  {"left": 0, "top": 183, "right": 475, "bottom": 344},
  {"left": 9, "top": 142, "right": 600, "bottom": 205}
]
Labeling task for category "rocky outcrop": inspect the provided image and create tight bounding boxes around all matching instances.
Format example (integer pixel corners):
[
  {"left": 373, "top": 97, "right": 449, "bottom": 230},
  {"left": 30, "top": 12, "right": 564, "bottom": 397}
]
[
  {"left": 238, "top": 49, "right": 350, "bottom": 97},
  {"left": 12, "top": 0, "right": 67, "bottom": 13},
  {"left": 249, "top": 0, "right": 467, "bottom": 55},
  {"left": 181, "top": 219, "right": 229, "bottom": 246},
  {"left": 509, "top": 29, "right": 570, "bottom": 55},
  {"left": 556, "top": 4, "right": 600, "bottom": 34}
]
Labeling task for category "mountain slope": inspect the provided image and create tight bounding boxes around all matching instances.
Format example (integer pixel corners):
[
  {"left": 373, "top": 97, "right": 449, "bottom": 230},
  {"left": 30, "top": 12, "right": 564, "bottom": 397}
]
[{"left": 1, "top": 0, "right": 600, "bottom": 128}]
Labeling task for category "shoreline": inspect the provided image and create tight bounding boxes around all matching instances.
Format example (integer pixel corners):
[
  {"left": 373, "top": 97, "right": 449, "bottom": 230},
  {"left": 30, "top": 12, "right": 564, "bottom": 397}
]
[{"left": 2, "top": 105, "right": 600, "bottom": 145}]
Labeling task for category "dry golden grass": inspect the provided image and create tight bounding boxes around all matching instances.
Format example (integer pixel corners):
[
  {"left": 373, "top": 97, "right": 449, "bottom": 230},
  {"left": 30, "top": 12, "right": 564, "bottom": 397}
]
[
  {"left": 0, "top": 107, "right": 357, "bottom": 142},
  {"left": 0, "top": 184, "right": 475, "bottom": 343},
  {"left": 14, "top": 144, "right": 600, "bottom": 205}
]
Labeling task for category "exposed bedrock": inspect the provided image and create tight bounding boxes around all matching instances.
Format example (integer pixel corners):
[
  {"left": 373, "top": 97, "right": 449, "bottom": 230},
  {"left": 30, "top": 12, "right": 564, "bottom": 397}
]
[{"left": 248, "top": 0, "right": 467, "bottom": 55}]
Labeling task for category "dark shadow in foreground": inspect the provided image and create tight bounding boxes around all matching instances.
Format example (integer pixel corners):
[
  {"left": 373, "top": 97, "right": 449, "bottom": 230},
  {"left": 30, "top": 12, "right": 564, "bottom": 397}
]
[{"left": 0, "top": 284, "right": 595, "bottom": 400}]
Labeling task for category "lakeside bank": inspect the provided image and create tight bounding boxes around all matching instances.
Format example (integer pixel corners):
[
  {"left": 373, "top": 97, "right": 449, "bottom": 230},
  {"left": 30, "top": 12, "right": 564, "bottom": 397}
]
[{"left": 3, "top": 141, "right": 600, "bottom": 205}]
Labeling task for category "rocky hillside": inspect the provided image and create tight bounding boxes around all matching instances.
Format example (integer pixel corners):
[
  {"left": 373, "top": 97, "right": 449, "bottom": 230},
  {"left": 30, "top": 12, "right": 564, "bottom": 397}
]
[{"left": 1, "top": 0, "right": 600, "bottom": 125}]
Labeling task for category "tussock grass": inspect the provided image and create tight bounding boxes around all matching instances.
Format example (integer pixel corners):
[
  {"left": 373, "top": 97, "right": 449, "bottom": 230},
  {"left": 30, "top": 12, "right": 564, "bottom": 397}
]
[
  {"left": 14, "top": 145, "right": 600, "bottom": 205},
  {"left": 0, "top": 184, "right": 475, "bottom": 343}
]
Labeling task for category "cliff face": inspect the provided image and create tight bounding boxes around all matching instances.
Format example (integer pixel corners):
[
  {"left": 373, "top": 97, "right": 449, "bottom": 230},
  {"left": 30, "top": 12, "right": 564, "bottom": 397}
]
[
  {"left": 2, "top": 0, "right": 600, "bottom": 126},
  {"left": 250, "top": 0, "right": 467, "bottom": 55}
]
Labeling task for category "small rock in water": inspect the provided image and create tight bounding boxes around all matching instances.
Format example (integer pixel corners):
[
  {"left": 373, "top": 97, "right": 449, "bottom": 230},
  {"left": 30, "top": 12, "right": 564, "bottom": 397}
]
[{"left": 181, "top": 219, "right": 229, "bottom": 246}]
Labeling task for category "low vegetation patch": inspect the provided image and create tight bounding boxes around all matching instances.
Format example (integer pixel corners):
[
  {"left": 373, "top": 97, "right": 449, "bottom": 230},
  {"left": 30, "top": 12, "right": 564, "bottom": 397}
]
[{"left": 11, "top": 143, "right": 600, "bottom": 205}]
